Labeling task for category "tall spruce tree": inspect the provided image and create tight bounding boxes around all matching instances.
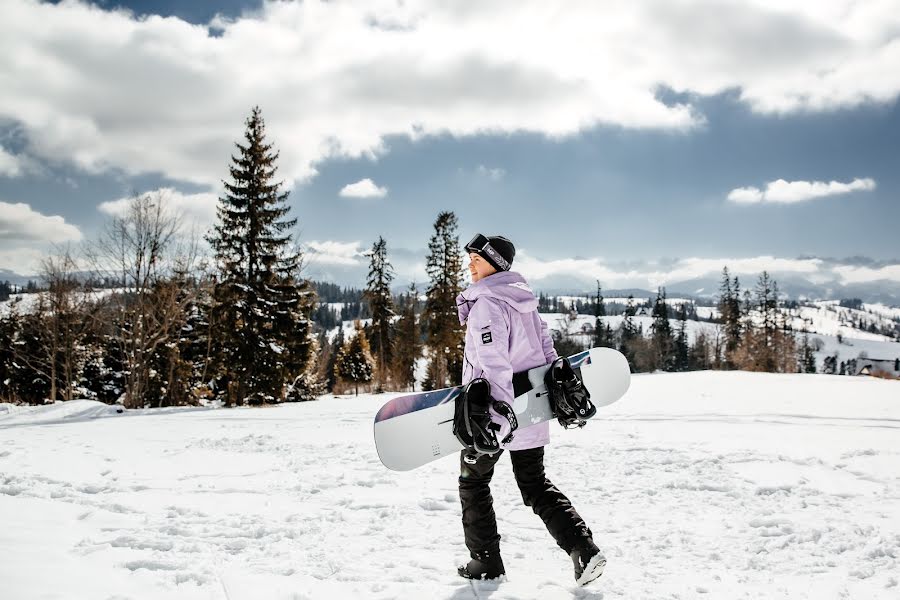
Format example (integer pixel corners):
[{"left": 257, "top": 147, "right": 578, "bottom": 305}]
[
  {"left": 207, "top": 107, "right": 316, "bottom": 405},
  {"left": 364, "top": 236, "right": 395, "bottom": 392},
  {"left": 798, "top": 334, "right": 817, "bottom": 373},
  {"left": 773, "top": 283, "right": 797, "bottom": 373},
  {"left": 690, "top": 331, "right": 712, "bottom": 370},
  {"left": 650, "top": 287, "right": 675, "bottom": 371},
  {"left": 392, "top": 284, "right": 422, "bottom": 391},
  {"left": 0, "top": 311, "right": 21, "bottom": 402},
  {"left": 592, "top": 281, "right": 614, "bottom": 349},
  {"left": 754, "top": 271, "right": 778, "bottom": 372},
  {"left": 423, "top": 211, "right": 465, "bottom": 390},
  {"left": 718, "top": 267, "right": 743, "bottom": 368},
  {"left": 325, "top": 326, "right": 345, "bottom": 392},
  {"left": 674, "top": 303, "right": 690, "bottom": 371},
  {"left": 335, "top": 322, "right": 374, "bottom": 396},
  {"left": 618, "top": 295, "right": 639, "bottom": 372}
]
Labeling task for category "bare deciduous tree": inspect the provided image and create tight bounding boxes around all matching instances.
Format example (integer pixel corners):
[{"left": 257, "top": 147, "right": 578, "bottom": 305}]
[
  {"left": 85, "top": 191, "right": 200, "bottom": 408},
  {"left": 13, "top": 247, "right": 93, "bottom": 402}
]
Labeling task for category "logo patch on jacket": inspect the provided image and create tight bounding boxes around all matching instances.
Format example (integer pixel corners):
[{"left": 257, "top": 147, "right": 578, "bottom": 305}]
[{"left": 481, "top": 331, "right": 493, "bottom": 344}]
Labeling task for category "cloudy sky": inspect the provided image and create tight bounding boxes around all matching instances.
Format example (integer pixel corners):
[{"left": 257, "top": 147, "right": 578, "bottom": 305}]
[{"left": 1, "top": 0, "right": 899, "bottom": 296}]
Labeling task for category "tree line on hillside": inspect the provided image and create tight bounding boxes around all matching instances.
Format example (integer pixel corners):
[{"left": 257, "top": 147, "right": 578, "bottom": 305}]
[
  {"left": 548, "top": 269, "right": 824, "bottom": 375},
  {"left": 0, "top": 108, "right": 465, "bottom": 405},
  {"left": 0, "top": 109, "right": 320, "bottom": 406},
  {"left": 317, "top": 210, "right": 463, "bottom": 396},
  {"left": 537, "top": 292, "right": 701, "bottom": 321}
]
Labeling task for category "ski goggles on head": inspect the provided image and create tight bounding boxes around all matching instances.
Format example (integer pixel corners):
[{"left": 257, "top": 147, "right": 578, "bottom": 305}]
[{"left": 465, "top": 233, "right": 511, "bottom": 272}]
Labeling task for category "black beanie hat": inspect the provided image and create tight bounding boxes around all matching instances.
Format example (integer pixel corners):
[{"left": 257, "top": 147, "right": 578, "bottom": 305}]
[{"left": 466, "top": 234, "right": 516, "bottom": 272}]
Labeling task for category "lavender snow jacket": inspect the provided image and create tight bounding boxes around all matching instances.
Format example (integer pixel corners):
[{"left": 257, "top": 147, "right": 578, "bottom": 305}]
[{"left": 456, "top": 271, "right": 558, "bottom": 451}]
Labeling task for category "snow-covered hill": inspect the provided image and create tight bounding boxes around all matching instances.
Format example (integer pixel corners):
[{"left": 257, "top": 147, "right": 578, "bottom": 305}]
[
  {"left": 2, "top": 372, "right": 898, "bottom": 599},
  {"left": 542, "top": 300, "right": 900, "bottom": 371},
  {"left": 788, "top": 301, "right": 898, "bottom": 342}
]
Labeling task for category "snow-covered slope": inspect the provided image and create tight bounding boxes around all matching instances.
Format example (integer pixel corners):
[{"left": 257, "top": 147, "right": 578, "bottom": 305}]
[
  {"left": 789, "top": 302, "right": 897, "bottom": 343},
  {"left": 542, "top": 310, "right": 900, "bottom": 370},
  {"left": 2, "top": 373, "right": 898, "bottom": 599}
]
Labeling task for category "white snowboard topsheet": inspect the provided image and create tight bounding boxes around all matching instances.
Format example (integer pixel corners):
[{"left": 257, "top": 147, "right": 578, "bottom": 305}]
[{"left": 374, "top": 347, "right": 630, "bottom": 471}]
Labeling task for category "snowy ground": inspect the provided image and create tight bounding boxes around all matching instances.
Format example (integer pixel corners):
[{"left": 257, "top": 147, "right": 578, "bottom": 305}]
[{"left": 2, "top": 373, "right": 899, "bottom": 600}]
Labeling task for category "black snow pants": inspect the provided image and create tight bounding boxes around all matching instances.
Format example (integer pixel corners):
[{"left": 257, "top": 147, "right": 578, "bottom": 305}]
[{"left": 458, "top": 446, "right": 592, "bottom": 558}]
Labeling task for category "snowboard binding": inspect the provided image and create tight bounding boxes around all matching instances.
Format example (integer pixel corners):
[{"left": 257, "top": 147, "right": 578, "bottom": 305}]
[
  {"left": 454, "top": 378, "right": 517, "bottom": 464},
  {"left": 545, "top": 357, "right": 596, "bottom": 428}
]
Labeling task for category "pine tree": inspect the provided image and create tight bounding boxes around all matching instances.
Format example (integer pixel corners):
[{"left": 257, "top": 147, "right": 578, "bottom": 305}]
[
  {"left": 674, "top": 303, "right": 690, "bottom": 371},
  {"left": 754, "top": 272, "right": 778, "bottom": 372},
  {"left": 325, "top": 326, "right": 345, "bottom": 392},
  {"left": 336, "top": 322, "right": 374, "bottom": 396},
  {"left": 690, "top": 331, "right": 712, "bottom": 370},
  {"left": 718, "top": 267, "right": 743, "bottom": 369},
  {"left": 618, "top": 295, "right": 639, "bottom": 372},
  {"left": 364, "top": 236, "right": 395, "bottom": 392},
  {"left": 423, "top": 211, "right": 465, "bottom": 390},
  {"left": 651, "top": 288, "right": 675, "bottom": 371},
  {"left": 0, "top": 311, "right": 21, "bottom": 402},
  {"left": 592, "top": 281, "right": 614, "bottom": 348},
  {"left": 732, "top": 272, "right": 798, "bottom": 373},
  {"left": 207, "top": 107, "right": 317, "bottom": 406},
  {"left": 392, "top": 284, "right": 422, "bottom": 391},
  {"left": 773, "top": 289, "right": 797, "bottom": 373},
  {"left": 180, "top": 283, "right": 216, "bottom": 403},
  {"left": 10, "top": 311, "right": 52, "bottom": 403},
  {"left": 798, "top": 334, "right": 817, "bottom": 373}
]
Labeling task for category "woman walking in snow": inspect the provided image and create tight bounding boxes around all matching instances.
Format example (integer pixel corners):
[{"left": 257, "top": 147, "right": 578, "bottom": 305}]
[{"left": 455, "top": 233, "right": 606, "bottom": 585}]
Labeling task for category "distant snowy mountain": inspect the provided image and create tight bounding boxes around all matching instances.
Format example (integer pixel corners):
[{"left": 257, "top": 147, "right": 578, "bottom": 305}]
[
  {"left": 661, "top": 274, "right": 900, "bottom": 305},
  {"left": 533, "top": 276, "right": 900, "bottom": 306},
  {"left": 0, "top": 269, "right": 34, "bottom": 287}
]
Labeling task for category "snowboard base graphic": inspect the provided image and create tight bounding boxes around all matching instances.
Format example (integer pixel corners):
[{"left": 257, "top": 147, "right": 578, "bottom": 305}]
[{"left": 374, "top": 347, "right": 630, "bottom": 471}]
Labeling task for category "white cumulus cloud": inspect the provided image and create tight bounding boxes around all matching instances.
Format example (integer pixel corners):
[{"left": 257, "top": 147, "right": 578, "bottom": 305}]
[
  {"left": 98, "top": 188, "right": 219, "bottom": 230},
  {"left": 476, "top": 165, "right": 506, "bottom": 181},
  {"left": 0, "top": 247, "right": 52, "bottom": 275},
  {"left": 339, "top": 179, "right": 388, "bottom": 199},
  {"left": 832, "top": 264, "right": 900, "bottom": 284},
  {"left": 0, "top": 201, "right": 83, "bottom": 243},
  {"left": 516, "top": 252, "right": 828, "bottom": 289},
  {"left": 728, "top": 178, "right": 876, "bottom": 204},
  {"left": 0, "top": 147, "right": 24, "bottom": 177},
  {"left": 1, "top": 0, "right": 899, "bottom": 185},
  {"left": 306, "top": 240, "right": 364, "bottom": 266}
]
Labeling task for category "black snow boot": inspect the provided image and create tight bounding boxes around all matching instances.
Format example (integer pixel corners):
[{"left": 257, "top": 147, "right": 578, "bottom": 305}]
[
  {"left": 570, "top": 538, "right": 606, "bottom": 586},
  {"left": 457, "top": 548, "right": 505, "bottom": 581}
]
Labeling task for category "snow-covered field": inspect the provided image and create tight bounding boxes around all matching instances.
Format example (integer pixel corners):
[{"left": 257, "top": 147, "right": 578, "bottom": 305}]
[{"left": 2, "top": 373, "right": 899, "bottom": 599}]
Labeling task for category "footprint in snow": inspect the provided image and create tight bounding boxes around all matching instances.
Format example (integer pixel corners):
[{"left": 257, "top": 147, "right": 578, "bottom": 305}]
[{"left": 418, "top": 498, "right": 451, "bottom": 511}]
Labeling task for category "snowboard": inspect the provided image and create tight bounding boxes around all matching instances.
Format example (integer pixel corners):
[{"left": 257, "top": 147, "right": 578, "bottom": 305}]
[{"left": 374, "top": 347, "right": 630, "bottom": 471}]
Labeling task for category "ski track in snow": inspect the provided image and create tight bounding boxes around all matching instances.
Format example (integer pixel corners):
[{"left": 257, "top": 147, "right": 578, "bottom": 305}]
[{"left": 1, "top": 373, "right": 899, "bottom": 599}]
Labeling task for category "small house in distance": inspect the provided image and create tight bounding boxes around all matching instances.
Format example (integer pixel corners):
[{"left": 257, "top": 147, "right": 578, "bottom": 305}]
[{"left": 855, "top": 358, "right": 900, "bottom": 379}]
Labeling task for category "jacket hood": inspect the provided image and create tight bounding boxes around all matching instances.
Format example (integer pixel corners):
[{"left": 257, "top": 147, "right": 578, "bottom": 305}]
[{"left": 457, "top": 271, "right": 539, "bottom": 324}]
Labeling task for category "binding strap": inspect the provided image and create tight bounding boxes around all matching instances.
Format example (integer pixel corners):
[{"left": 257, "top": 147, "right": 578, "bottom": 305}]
[{"left": 491, "top": 400, "right": 518, "bottom": 445}]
